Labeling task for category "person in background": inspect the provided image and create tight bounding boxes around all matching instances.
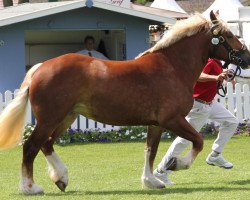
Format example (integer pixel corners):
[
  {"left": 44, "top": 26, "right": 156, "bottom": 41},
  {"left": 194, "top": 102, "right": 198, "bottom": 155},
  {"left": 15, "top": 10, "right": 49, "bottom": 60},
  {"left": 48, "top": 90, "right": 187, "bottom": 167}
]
[
  {"left": 153, "top": 58, "right": 238, "bottom": 185},
  {"left": 77, "top": 35, "right": 109, "bottom": 60}
]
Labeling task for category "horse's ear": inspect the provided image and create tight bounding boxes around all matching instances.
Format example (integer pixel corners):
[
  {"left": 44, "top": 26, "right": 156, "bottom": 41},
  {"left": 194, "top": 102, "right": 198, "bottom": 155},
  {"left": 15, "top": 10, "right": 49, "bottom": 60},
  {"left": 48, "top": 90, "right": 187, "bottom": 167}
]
[{"left": 210, "top": 10, "right": 218, "bottom": 24}]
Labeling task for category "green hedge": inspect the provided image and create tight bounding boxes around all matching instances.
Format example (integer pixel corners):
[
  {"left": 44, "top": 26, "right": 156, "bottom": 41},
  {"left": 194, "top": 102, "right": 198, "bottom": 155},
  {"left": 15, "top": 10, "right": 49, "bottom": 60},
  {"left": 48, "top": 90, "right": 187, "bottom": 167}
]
[{"left": 22, "top": 122, "right": 249, "bottom": 146}]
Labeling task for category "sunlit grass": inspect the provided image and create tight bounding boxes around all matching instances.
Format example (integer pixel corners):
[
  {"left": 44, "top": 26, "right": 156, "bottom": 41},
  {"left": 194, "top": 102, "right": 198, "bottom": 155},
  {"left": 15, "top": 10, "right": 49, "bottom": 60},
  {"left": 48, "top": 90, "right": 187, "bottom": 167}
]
[{"left": 0, "top": 135, "right": 249, "bottom": 200}]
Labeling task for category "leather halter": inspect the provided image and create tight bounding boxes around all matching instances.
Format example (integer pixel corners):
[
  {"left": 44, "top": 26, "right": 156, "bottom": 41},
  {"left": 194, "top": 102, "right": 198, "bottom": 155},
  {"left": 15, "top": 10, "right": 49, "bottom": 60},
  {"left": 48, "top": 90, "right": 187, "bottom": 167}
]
[
  {"left": 210, "top": 25, "right": 246, "bottom": 97},
  {"left": 210, "top": 25, "right": 246, "bottom": 70}
]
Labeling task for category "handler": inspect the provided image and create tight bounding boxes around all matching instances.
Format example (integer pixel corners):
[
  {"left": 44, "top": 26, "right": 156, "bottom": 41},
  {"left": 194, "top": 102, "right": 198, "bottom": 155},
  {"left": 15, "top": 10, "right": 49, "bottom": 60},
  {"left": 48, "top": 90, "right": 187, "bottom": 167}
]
[{"left": 153, "top": 58, "right": 239, "bottom": 185}]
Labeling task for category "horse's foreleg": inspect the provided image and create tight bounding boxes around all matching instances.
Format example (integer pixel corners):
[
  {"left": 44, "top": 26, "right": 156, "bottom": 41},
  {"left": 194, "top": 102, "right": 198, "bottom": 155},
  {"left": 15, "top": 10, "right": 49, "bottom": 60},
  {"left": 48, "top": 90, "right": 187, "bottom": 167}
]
[
  {"left": 41, "top": 113, "right": 77, "bottom": 192},
  {"left": 162, "top": 116, "right": 203, "bottom": 171},
  {"left": 20, "top": 124, "right": 54, "bottom": 194},
  {"left": 141, "top": 125, "right": 165, "bottom": 189}
]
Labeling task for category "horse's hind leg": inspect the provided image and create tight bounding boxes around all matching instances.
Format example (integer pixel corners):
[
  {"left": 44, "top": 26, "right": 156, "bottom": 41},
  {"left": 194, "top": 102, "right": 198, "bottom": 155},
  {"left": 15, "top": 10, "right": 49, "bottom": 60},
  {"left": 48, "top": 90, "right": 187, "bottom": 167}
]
[
  {"left": 41, "top": 113, "right": 78, "bottom": 192},
  {"left": 20, "top": 123, "right": 55, "bottom": 194},
  {"left": 141, "top": 125, "right": 165, "bottom": 189}
]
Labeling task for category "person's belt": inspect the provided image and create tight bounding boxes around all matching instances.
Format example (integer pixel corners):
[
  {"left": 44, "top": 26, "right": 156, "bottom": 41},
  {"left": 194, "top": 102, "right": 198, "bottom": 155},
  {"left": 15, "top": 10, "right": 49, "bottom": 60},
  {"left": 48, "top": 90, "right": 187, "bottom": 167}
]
[{"left": 194, "top": 98, "right": 212, "bottom": 105}]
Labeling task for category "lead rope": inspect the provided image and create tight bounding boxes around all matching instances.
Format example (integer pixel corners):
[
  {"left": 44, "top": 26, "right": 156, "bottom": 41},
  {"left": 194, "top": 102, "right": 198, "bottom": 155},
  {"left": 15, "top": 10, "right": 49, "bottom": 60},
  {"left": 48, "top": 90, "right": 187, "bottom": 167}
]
[
  {"left": 217, "top": 62, "right": 229, "bottom": 97},
  {"left": 216, "top": 62, "right": 242, "bottom": 97}
]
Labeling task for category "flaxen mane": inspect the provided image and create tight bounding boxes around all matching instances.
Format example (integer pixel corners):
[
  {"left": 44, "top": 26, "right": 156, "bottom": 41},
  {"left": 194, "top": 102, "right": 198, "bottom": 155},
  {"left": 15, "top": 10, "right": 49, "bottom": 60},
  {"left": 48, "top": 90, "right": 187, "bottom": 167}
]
[{"left": 136, "top": 13, "right": 228, "bottom": 58}]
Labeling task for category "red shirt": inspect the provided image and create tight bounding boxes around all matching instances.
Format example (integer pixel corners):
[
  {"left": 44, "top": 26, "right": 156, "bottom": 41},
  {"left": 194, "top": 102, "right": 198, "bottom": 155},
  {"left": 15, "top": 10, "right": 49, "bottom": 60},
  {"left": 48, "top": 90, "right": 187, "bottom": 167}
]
[{"left": 193, "top": 58, "right": 222, "bottom": 102}]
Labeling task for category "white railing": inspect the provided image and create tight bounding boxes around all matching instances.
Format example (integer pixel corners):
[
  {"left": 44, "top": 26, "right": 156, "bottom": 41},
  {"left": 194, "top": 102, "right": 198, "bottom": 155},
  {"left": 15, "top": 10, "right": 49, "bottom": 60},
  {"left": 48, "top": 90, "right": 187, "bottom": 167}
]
[
  {"left": 0, "top": 82, "right": 249, "bottom": 131},
  {"left": 0, "top": 89, "right": 119, "bottom": 131},
  {"left": 216, "top": 82, "right": 250, "bottom": 122}
]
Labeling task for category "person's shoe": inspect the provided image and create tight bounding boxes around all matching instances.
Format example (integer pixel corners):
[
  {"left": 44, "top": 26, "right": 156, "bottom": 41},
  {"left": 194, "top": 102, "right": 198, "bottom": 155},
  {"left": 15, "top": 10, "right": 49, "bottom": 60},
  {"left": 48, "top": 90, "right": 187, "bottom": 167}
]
[
  {"left": 153, "top": 169, "right": 175, "bottom": 185},
  {"left": 206, "top": 153, "right": 233, "bottom": 169}
]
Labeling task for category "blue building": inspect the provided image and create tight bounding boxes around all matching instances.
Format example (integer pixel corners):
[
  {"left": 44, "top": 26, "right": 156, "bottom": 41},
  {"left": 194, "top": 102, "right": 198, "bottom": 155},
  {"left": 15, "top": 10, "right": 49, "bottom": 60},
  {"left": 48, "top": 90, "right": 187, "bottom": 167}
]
[{"left": 0, "top": 0, "right": 187, "bottom": 92}]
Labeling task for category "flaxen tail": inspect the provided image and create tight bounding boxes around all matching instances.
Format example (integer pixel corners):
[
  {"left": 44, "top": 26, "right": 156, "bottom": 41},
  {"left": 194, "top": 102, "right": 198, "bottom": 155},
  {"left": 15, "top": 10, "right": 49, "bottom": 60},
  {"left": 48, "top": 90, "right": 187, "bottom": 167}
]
[{"left": 0, "top": 63, "right": 42, "bottom": 149}]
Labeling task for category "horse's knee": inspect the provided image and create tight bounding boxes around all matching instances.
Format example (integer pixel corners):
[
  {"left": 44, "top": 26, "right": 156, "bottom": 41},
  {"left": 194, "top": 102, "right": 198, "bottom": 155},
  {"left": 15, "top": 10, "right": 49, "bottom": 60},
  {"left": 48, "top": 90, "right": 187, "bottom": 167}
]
[
  {"left": 176, "top": 136, "right": 192, "bottom": 146},
  {"left": 193, "top": 135, "right": 204, "bottom": 152},
  {"left": 41, "top": 139, "right": 54, "bottom": 155}
]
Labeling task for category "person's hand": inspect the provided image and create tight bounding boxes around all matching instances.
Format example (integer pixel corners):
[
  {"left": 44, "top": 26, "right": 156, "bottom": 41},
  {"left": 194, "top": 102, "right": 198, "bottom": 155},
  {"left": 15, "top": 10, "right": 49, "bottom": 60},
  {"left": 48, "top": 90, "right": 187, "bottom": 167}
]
[
  {"left": 216, "top": 72, "right": 227, "bottom": 82},
  {"left": 222, "top": 69, "right": 235, "bottom": 81},
  {"left": 225, "top": 69, "right": 235, "bottom": 81}
]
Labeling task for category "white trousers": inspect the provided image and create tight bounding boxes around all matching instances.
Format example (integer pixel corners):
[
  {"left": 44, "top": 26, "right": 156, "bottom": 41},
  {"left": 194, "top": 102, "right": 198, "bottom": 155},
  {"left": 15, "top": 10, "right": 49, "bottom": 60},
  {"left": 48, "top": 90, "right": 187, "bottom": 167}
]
[{"left": 158, "top": 100, "right": 238, "bottom": 172}]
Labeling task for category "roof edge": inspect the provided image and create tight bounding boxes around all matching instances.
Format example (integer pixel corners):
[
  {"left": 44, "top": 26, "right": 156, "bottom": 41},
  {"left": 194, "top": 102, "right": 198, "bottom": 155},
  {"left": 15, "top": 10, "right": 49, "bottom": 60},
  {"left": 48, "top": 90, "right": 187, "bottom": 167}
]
[
  {"left": 0, "top": 0, "right": 176, "bottom": 27},
  {"left": 0, "top": 1, "right": 86, "bottom": 27}
]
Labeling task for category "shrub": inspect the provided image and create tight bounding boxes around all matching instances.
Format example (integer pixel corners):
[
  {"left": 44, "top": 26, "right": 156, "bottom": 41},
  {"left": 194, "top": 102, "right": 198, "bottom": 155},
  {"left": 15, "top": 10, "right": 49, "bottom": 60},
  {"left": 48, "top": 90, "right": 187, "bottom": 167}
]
[
  {"left": 21, "top": 121, "right": 249, "bottom": 146},
  {"left": 21, "top": 125, "right": 167, "bottom": 145}
]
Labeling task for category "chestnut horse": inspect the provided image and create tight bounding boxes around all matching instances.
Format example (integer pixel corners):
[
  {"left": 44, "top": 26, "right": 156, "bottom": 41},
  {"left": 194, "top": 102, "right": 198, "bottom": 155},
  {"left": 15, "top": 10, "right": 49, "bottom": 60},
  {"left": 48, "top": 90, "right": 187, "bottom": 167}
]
[{"left": 0, "top": 11, "right": 250, "bottom": 194}]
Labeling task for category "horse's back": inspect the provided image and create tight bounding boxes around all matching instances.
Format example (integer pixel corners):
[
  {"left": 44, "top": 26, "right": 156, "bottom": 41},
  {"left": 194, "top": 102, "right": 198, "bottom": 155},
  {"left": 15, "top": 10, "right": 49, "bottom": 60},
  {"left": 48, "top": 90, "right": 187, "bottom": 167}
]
[
  {"left": 28, "top": 53, "right": 193, "bottom": 126},
  {"left": 28, "top": 54, "right": 161, "bottom": 125}
]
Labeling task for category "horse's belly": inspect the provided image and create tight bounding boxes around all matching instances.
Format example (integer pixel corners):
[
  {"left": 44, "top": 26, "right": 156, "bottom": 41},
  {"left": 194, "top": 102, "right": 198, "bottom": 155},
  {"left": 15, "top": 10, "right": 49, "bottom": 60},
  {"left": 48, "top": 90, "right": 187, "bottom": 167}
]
[{"left": 73, "top": 102, "right": 157, "bottom": 126}]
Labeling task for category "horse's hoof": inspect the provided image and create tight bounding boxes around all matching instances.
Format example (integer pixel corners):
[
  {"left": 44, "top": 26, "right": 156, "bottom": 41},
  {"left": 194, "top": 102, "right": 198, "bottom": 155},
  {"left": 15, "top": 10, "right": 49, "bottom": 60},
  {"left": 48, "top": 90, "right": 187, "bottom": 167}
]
[
  {"left": 165, "top": 157, "right": 177, "bottom": 171},
  {"left": 20, "top": 183, "right": 44, "bottom": 195},
  {"left": 170, "top": 155, "right": 191, "bottom": 170},
  {"left": 55, "top": 180, "right": 67, "bottom": 192},
  {"left": 141, "top": 176, "right": 165, "bottom": 189}
]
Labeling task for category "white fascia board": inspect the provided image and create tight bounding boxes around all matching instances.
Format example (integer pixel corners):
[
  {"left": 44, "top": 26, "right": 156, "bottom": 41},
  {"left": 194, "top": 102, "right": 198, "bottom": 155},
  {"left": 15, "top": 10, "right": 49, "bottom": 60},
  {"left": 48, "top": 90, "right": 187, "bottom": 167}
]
[
  {"left": 94, "top": 1, "right": 176, "bottom": 24},
  {"left": 0, "top": 1, "right": 86, "bottom": 27},
  {"left": 0, "top": 0, "right": 176, "bottom": 27}
]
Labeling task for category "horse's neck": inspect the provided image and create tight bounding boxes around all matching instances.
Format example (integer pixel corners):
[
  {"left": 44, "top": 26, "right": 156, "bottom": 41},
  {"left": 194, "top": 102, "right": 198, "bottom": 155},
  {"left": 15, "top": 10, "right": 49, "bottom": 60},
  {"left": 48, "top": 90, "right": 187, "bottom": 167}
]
[{"left": 161, "top": 33, "right": 211, "bottom": 85}]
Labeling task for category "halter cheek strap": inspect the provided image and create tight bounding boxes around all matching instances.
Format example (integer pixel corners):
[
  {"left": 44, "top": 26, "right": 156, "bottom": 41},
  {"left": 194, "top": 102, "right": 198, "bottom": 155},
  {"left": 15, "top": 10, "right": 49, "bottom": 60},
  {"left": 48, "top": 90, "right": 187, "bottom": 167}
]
[
  {"left": 210, "top": 27, "right": 244, "bottom": 97},
  {"left": 210, "top": 26, "right": 246, "bottom": 68}
]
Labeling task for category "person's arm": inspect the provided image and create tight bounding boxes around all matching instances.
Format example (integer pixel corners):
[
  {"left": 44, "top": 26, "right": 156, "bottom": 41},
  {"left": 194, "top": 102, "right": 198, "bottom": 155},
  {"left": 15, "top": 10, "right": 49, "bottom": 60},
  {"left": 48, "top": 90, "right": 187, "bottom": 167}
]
[{"left": 197, "top": 72, "right": 227, "bottom": 82}]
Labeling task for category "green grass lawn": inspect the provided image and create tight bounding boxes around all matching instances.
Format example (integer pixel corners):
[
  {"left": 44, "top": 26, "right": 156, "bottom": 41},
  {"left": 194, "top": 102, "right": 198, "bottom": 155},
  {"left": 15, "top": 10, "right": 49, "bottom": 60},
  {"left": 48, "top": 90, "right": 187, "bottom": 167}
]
[{"left": 0, "top": 135, "right": 249, "bottom": 200}]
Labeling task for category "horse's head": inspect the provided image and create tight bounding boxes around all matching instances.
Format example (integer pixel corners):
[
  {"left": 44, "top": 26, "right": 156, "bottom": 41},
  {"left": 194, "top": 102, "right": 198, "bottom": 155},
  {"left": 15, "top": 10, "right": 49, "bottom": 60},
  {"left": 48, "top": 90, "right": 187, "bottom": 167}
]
[{"left": 209, "top": 10, "right": 250, "bottom": 69}]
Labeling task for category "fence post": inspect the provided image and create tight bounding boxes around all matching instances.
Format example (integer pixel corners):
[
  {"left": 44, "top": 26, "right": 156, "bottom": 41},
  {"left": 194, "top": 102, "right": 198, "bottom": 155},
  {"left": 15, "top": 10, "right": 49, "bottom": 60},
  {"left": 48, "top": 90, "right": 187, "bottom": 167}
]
[
  {"left": 243, "top": 84, "right": 250, "bottom": 120},
  {"left": 235, "top": 83, "right": 243, "bottom": 121},
  {"left": 71, "top": 118, "right": 78, "bottom": 129},
  {"left": 4, "top": 90, "right": 13, "bottom": 105},
  {"left": 79, "top": 116, "right": 87, "bottom": 130},
  {"left": 226, "top": 82, "right": 235, "bottom": 115}
]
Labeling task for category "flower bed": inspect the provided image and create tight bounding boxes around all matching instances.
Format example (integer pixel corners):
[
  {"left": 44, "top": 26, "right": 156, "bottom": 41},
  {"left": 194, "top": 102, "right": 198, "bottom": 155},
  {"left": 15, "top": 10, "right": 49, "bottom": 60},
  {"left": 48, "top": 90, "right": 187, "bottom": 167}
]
[
  {"left": 22, "top": 122, "right": 249, "bottom": 146},
  {"left": 22, "top": 125, "right": 174, "bottom": 145}
]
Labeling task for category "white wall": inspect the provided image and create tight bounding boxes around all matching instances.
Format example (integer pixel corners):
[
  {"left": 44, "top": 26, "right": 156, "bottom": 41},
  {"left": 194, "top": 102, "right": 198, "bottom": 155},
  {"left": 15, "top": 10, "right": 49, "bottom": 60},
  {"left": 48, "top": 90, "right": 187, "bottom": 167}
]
[
  {"left": 25, "top": 44, "right": 82, "bottom": 68},
  {"left": 25, "top": 30, "right": 126, "bottom": 68}
]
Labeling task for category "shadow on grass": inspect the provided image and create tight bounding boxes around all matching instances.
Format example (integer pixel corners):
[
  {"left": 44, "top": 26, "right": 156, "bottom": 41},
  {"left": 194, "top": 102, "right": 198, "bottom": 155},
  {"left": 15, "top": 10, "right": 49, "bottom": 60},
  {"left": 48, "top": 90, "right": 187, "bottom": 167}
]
[
  {"left": 84, "top": 185, "right": 250, "bottom": 196},
  {"left": 230, "top": 179, "right": 250, "bottom": 185},
  {"left": 10, "top": 182, "right": 250, "bottom": 198},
  {"left": 29, "top": 185, "right": 250, "bottom": 197}
]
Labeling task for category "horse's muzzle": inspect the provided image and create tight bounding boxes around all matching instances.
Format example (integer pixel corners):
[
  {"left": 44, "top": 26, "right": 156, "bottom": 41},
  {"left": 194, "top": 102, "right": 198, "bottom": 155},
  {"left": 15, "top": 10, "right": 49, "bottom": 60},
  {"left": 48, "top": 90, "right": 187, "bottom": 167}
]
[{"left": 236, "top": 51, "right": 250, "bottom": 69}]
